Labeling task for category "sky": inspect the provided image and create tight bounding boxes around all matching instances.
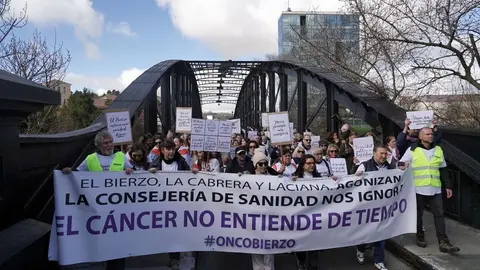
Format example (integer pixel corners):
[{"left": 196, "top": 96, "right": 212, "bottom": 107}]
[{"left": 10, "top": 0, "right": 343, "bottom": 112}]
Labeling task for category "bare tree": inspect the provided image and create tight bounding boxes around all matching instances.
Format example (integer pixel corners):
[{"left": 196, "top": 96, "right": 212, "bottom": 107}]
[
  {"left": 345, "top": 0, "right": 480, "bottom": 92},
  {"left": 281, "top": 10, "right": 416, "bottom": 103},
  {"left": 0, "top": 29, "right": 71, "bottom": 86},
  {"left": 0, "top": 0, "right": 27, "bottom": 45},
  {"left": 0, "top": 27, "right": 71, "bottom": 134}
]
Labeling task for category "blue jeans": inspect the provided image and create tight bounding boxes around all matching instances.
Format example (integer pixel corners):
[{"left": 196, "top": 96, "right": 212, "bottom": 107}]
[{"left": 358, "top": 241, "right": 385, "bottom": 263}]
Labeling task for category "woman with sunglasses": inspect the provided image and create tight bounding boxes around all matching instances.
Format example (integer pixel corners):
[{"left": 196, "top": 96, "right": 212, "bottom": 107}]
[
  {"left": 291, "top": 154, "right": 322, "bottom": 270},
  {"left": 292, "top": 146, "right": 305, "bottom": 165},
  {"left": 326, "top": 144, "right": 340, "bottom": 159},
  {"left": 250, "top": 148, "right": 276, "bottom": 270}
]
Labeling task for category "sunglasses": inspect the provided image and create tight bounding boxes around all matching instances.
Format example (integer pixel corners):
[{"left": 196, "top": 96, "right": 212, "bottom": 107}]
[
  {"left": 131, "top": 154, "right": 143, "bottom": 158},
  {"left": 298, "top": 151, "right": 305, "bottom": 153},
  {"left": 329, "top": 150, "right": 338, "bottom": 153},
  {"left": 257, "top": 162, "right": 268, "bottom": 167}
]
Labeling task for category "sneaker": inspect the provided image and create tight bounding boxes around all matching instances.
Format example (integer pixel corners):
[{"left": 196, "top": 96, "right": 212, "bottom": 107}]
[
  {"left": 297, "top": 260, "right": 307, "bottom": 270},
  {"left": 374, "top": 262, "right": 388, "bottom": 269},
  {"left": 356, "top": 249, "right": 365, "bottom": 264},
  {"left": 439, "top": 238, "right": 460, "bottom": 253},
  {"left": 416, "top": 233, "right": 427, "bottom": 248}
]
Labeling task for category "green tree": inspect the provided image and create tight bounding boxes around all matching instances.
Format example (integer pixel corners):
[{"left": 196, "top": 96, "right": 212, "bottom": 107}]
[{"left": 62, "top": 88, "right": 101, "bottom": 130}]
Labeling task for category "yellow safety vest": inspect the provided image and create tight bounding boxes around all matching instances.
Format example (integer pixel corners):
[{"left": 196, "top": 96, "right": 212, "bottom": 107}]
[
  {"left": 411, "top": 146, "right": 443, "bottom": 188},
  {"left": 86, "top": 152, "right": 125, "bottom": 172}
]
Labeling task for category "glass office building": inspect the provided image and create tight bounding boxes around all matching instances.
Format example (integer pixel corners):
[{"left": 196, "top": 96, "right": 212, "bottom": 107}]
[{"left": 278, "top": 11, "right": 360, "bottom": 57}]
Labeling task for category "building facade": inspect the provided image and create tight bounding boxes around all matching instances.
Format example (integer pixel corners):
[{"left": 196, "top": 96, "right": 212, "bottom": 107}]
[
  {"left": 47, "top": 80, "right": 72, "bottom": 106},
  {"left": 278, "top": 11, "right": 360, "bottom": 59}
]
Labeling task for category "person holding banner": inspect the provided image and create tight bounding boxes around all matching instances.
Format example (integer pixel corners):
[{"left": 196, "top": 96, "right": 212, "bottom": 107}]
[
  {"left": 271, "top": 148, "right": 297, "bottom": 178},
  {"left": 128, "top": 143, "right": 151, "bottom": 171},
  {"left": 192, "top": 151, "right": 220, "bottom": 173},
  {"left": 292, "top": 154, "right": 322, "bottom": 270},
  {"left": 148, "top": 139, "right": 192, "bottom": 270},
  {"left": 312, "top": 147, "right": 333, "bottom": 177},
  {"left": 226, "top": 147, "right": 253, "bottom": 174},
  {"left": 399, "top": 127, "right": 459, "bottom": 253},
  {"left": 354, "top": 144, "right": 395, "bottom": 270},
  {"left": 61, "top": 130, "right": 133, "bottom": 270},
  {"left": 250, "top": 149, "right": 276, "bottom": 270}
]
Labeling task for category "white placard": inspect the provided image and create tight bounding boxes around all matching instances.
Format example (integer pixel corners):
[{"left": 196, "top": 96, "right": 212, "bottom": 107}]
[
  {"left": 205, "top": 120, "right": 219, "bottom": 136},
  {"left": 217, "top": 136, "right": 231, "bottom": 153},
  {"left": 105, "top": 110, "right": 132, "bottom": 144},
  {"left": 353, "top": 137, "right": 374, "bottom": 163},
  {"left": 218, "top": 121, "right": 232, "bottom": 137},
  {"left": 330, "top": 158, "right": 348, "bottom": 177},
  {"left": 175, "top": 107, "right": 192, "bottom": 133},
  {"left": 311, "top": 136, "right": 321, "bottom": 147},
  {"left": 261, "top": 113, "right": 269, "bottom": 128},
  {"left": 268, "top": 113, "right": 291, "bottom": 145},
  {"left": 248, "top": 131, "right": 258, "bottom": 140},
  {"left": 229, "top": 119, "right": 241, "bottom": 134},
  {"left": 204, "top": 136, "right": 218, "bottom": 152},
  {"left": 406, "top": 111, "right": 434, "bottom": 129},
  {"left": 49, "top": 169, "right": 416, "bottom": 265},
  {"left": 191, "top": 119, "right": 206, "bottom": 135},
  {"left": 189, "top": 134, "right": 205, "bottom": 152}
]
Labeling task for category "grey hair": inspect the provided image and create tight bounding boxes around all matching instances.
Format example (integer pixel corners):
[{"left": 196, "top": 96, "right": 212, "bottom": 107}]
[{"left": 94, "top": 130, "right": 113, "bottom": 148}]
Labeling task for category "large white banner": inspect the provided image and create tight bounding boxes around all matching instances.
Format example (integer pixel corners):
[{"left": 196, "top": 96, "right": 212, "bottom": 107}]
[{"left": 49, "top": 169, "right": 416, "bottom": 265}]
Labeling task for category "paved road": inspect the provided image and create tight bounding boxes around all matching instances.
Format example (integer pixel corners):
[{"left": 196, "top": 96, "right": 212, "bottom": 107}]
[{"left": 126, "top": 247, "right": 415, "bottom": 270}]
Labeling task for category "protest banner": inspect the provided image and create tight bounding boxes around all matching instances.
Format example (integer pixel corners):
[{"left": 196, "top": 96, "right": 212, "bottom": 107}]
[
  {"left": 49, "top": 169, "right": 416, "bottom": 265},
  {"left": 175, "top": 107, "right": 192, "bottom": 133}
]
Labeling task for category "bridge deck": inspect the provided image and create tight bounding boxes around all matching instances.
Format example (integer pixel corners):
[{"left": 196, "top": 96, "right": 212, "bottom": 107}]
[{"left": 126, "top": 247, "right": 414, "bottom": 270}]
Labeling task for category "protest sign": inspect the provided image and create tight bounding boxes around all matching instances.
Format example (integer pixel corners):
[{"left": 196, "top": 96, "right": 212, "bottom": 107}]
[
  {"left": 406, "top": 111, "right": 434, "bottom": 129},
  {"left": 353, "top": 137, "right": 374, "bottom": 163},
  {"left": 49, "top": 169, "right": 416, "bottom": 265},
  {"left": 175, "top": 107, "right": 192, "bottom": 133},
  {"left": 261, "top": 113, "right": 269, "bottom": 128},
  {"left": 268, "top": 112, "right": 291, "bottom": 145},
  {"left": 105, "top": 110, "right": 132, "bottom": 145},
  {"left": 330, "top": 158, "right": 348, "bottom": 177},
  {"left": 228, "top": 119, "right": 241, "bottom": 134}
]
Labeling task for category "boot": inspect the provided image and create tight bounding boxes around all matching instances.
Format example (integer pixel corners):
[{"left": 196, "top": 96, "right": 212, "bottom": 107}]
[
  {"left": 439, "top": 237, "right": 460, "bottom": 253},
  {"left": 416, "top": 233, "right": 427, "bottom": 248}
]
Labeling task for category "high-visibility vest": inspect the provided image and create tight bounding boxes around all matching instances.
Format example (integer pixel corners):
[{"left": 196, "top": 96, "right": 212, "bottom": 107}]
[
  {"left": 86, "top": 152, "right": 125, "bottom": 172},
  {"left": 411, "top": 146, "right": 443, "bottom": 188}
]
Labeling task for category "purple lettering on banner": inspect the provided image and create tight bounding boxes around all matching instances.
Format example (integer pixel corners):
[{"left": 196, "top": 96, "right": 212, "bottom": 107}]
[
  {"left": 220, "top": 211, "right": 231, "bottom": 228},
  {"left": 56, "top": 216, "right": 65, "bottom": 236},
  {"left": 296, "top": 215, "right": 311, "bottom": 230},
  {"left": 328, "top": 212, "right": 341, "bottom": 228},
  {"left": 137, "top": 211, "right": 150, "bottom": 230},
  {"left": 199, "top": 210, "right": 214, "bottom": 227},
  {"left": 86, "top": 215, "right": 101, "bottom": 235},
  {"left": 341, "top": 212, "right": 352, "bottom": 227},
  {"left": 151, "top": 211, "right": 163, "bottom": 228},
  {"left": 120, "top": 213, "right": 135, "bottom": 231},
  {"left": 165, "top": 210, "right": 177, "bottom": 227},
  {"left": 67, "top": 216, "right": 79, "bottom": 235},
  {"left": 371, "top": 208, "right": 380, "bottom": 222},
  {"left": 102, "top": 210, "right": 119, "bottom": 234},
  {"left": 268, "top": 215, "right": 279, "bottom": 231},
  {"left": 356, "top": 209, "right": 366, "bottom": 225},
  {"left": 399, "top": 199, "right": 407, "bottom": 213},
  {"left": 248, "top": 214, "right": 260, "bottom": 230},
  {"left": 311, "top": 213, "right": 322, "bottom": 230},
  {"left": 184, "top": 210, "right": 198, "bottom": 227}
]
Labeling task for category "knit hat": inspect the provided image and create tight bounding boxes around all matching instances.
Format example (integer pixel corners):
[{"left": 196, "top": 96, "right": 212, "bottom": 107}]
[{"left": 252, "top": 148, "right": 268, "bottom": 167}]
